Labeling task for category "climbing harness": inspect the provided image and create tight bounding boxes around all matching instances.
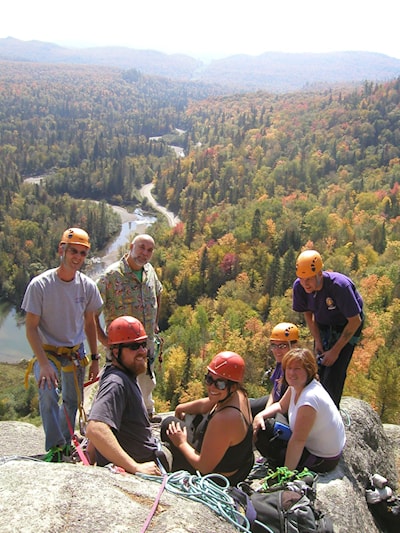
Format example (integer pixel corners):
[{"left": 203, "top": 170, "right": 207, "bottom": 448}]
[
  {"left": 24, "top": 345, "right": 98, "bottom": 464},
  {"left": 25, "top": 344, "right": 90, "bottom": 436},
  {"left": 24, "top": 345, "right": 89, "bottom": 392}
]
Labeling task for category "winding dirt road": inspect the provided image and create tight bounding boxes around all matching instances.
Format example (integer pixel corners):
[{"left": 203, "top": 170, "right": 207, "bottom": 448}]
[{"left": 140, "top": 183, "right": 180, "bottom": 228}]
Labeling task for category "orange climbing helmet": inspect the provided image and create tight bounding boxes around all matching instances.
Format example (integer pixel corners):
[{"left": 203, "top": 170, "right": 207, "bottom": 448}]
[
  {"left": 108, "top": 316, "right": 148, "bottom": 345},
  {"left": 270, "top": 323, "right": 299, "bottom": 343},
  {"left": 296, "top": 250, "right": 323, "bottom": 278},
  {"left": 60, "top": 227, "right": 91, "bottom": 249},
  {"left": 207, "top": 351, "right": 245, "bottom": 383}
]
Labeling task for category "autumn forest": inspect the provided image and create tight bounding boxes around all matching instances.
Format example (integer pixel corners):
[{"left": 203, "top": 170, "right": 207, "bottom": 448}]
[{"left": 1, "top": 60, "right": 400, "bottom": 423}]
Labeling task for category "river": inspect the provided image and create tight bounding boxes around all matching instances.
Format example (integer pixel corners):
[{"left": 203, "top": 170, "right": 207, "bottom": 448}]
[{"left": 0, "top": 207, "right": 158, "bottom": 364}]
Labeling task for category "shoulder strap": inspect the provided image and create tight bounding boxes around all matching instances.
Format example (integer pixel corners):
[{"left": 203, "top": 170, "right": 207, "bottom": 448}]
[
  {"left": 216, "top": 405, "right": 252, "bottom": 427},
  {"left": 218, "top": 405, "right": 241, "bottom": 413}
]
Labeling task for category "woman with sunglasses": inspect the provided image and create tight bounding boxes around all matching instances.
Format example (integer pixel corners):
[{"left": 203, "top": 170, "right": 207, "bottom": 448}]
[
  {"left": 160, "top": 351, "right": 254, "bottom": 485},
  {"left": 250, "top": 322, "right": 299, "bottom": 418}
]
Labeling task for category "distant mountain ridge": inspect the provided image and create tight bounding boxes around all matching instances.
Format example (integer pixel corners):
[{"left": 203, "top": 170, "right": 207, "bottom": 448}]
[{"left": 1, "top": 36, "right": 400, "bottom": 92}]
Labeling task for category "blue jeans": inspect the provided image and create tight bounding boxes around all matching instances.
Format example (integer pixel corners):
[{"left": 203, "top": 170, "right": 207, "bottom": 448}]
[{"left": 34, "top": 345, "right": 86, "bottom": 451}]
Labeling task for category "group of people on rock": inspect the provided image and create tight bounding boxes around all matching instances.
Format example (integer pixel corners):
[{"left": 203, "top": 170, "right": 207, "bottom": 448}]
[{"left": 22, "top": 227, "right": 364, "bottom": 484}]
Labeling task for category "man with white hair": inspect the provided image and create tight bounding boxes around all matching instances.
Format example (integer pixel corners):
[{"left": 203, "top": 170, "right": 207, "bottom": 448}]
[{"left": 95, "top": 234, "right": 163, "bottom": 422}]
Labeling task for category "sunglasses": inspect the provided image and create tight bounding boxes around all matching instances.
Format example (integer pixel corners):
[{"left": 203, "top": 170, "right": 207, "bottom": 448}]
[
  {"left": 270, "top": 343, "right": 289, "bottom": 350},
  {"left": 122, "top": 341, "right": 148, "bottom": 351},
  {"left": 204, "top": 373, "right": 228, "bottom": 390}
]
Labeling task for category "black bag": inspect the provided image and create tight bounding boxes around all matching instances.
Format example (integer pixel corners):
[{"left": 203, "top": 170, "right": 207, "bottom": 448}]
[
  {"left": 228, "top": 468, "right": 333, "bottom": 533},
  {"left": 187, "top": 413, "right": 209, "bottom": 452},
  {"left": 250, "top": 490, "right": 333, "bottom": 533},
  {"left": 368, "top": 496, "right": 400, "bottom": 532}
]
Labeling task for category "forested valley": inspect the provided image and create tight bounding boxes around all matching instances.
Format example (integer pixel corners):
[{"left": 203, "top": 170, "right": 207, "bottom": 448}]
[{"left": 1, "top": 60, "right": 400, "bottom": 424}]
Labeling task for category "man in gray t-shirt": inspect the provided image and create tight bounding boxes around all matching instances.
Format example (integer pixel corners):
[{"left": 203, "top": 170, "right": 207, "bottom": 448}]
[{"left": 21, "top": 228, "right": 103, "bottom": 460}]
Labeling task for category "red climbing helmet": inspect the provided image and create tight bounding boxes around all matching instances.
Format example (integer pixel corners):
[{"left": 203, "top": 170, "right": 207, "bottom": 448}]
[
  {"left": 207, "top": 351, "right": 245, "bottom": 383},
  {"left": 108, "top": 316, "right": 147, "bottom": 345}
]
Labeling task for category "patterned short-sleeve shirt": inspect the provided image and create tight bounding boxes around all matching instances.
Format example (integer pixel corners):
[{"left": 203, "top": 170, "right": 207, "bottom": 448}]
[{"left": 97, "top": 254, "right": 162, "bottom": 344}]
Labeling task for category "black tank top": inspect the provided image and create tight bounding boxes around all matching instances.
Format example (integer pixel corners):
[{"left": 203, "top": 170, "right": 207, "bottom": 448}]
[{"left": 208, "top": 405, "right": 254, "bottom": 473}]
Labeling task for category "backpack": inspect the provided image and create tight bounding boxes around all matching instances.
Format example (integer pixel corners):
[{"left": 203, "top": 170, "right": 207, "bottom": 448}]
[
  {"left": 228, "top": 467, "right": 334, "bottom": 533},
  {"left": 250, "top": 489, "right": 333, "bottom": 533}
]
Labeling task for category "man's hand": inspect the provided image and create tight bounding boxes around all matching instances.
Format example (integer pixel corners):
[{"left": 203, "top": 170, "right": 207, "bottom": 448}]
[
  {"left": 318, "top": 348, "right": 339, "bottom": 367},
  {"left": 38, "top": 362, "right": 58, "bottom": 389},
  {"left": 88, "top": 360, "right": 100, "bottom": 381},
  {"left": 135, "top": 461, "right": 161, "bottom": 476}
]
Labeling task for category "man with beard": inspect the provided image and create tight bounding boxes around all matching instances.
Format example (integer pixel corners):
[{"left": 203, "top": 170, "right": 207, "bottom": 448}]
[{"left": 87, "top": 315, "right": 169, "bottom": 475}]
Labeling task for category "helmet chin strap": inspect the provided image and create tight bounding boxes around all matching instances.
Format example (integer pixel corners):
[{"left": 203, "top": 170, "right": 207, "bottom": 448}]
[
  {"left": 218, "top": 382, "right": 235, "bottom": 403},
  {"left": 112, "top": 346, "right": 133, "bottom": 375}
]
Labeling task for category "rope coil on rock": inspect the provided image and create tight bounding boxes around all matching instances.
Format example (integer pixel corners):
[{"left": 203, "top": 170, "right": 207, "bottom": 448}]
[
  {"left": 138, "top": 470, "right": 254, "bottom": 532},
  {"left": 0, "top": 459, "right": 275, "bottom": 532}
]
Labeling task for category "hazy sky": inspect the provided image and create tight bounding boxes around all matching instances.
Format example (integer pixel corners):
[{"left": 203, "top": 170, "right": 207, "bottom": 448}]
[{"left": 1, "top": 0, "right": 399, "bottom": 61}]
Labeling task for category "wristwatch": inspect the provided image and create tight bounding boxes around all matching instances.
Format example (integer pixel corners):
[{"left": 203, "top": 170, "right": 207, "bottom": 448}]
[{"left": 91, "top": 353, "right": 101, "bottom": 361}]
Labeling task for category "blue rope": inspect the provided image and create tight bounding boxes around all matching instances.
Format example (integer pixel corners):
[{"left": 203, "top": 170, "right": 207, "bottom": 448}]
[
  {"left": 340, "top": 407, "right": 351, "bottom": 427},
  {"left": 138, "top": 470, "right": 253, "bottom": 531},
  {"left": 0, "top": 455, "right": 45, "bottom": 464}
]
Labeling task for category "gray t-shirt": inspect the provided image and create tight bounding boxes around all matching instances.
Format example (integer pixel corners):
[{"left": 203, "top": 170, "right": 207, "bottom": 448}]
[
  {"left": 88, "top": 365, "right": 158, "bottom": 465},
  {"left": 21, "top": 268, "right": 103, "bottom": 346}
]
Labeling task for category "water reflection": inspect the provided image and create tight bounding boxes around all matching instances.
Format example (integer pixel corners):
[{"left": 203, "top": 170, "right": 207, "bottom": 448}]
[
  {"left": 0, "top": 208, "right": 156, "bottom": 364},
  {"left": 0, "top": 301, "right": 30, "bottom": 363},
  {"left": 87, "top": 210, "right": 156, "bottom": 279},
  {"left": 102, "top": 209, "right": 156, "bottom": 257}
]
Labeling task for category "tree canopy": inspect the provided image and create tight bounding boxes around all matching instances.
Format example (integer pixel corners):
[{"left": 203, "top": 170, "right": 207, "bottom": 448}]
[{"left": 1, "top": 61, "right": 400, "bottom": 423}]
